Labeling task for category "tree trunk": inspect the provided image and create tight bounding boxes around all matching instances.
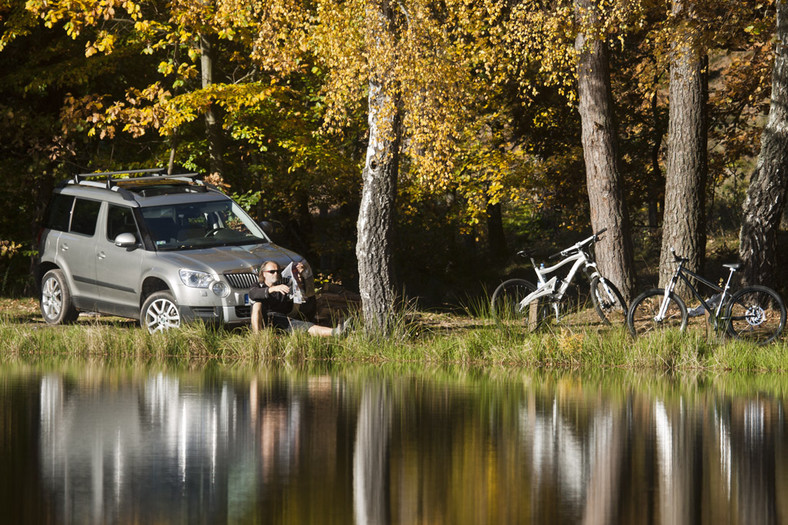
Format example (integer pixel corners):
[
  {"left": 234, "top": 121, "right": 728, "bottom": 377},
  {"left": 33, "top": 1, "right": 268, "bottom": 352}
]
[
  {"left": 659, "top": 0, "right": 708, "bottom": 294},
  {"left": 356, "top": 0, "right": 401, "bottom": 334},
  {"left": 649, "top": 80, "right": 665, "bottom": 229},
  {"left": 486, "top": 201, "right": 507, "bottom": 259},
  {"left": 200, "top": 33, "right": 224, "bottom": 178},
  {"left": 574, "top": 0, "right": 636, "bottom": 301},
  {"left": 739, "top": 0, "right": 788, "bottom": 288}
]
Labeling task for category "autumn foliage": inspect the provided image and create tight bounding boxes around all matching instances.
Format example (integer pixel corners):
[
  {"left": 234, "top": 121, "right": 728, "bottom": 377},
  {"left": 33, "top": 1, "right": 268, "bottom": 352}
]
[{"left": 0, "top": 0, "right": 783, "bottom": 302}]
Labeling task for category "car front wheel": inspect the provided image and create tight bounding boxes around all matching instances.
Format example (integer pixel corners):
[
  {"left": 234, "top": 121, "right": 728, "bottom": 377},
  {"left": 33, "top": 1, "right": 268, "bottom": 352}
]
[{"left": 141, "top": 291, "right": 181, "bottom": 333}]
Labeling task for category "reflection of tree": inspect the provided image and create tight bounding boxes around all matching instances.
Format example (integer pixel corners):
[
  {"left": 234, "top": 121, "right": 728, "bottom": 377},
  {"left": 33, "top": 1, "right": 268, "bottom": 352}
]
[
  {"left": 521, "top": 380, "right": 634, "bottom": 523},
  {"left": 729, "top": 397, "right": 778, "bottom": 523},
  {"left": 0, "top": 372, "right": 53, "bottom": 523},
  {"left": 353, "top": 380, "right": 391, "bottom": 525},
  {"left": 649, "top": 390, "right": 784, "bottom": 524},
  {"left": 581, "top": 397, "right": 630, "bottom": 525},
  {"left": 654, "top": 398, "right": 703, "bottom": 524}
]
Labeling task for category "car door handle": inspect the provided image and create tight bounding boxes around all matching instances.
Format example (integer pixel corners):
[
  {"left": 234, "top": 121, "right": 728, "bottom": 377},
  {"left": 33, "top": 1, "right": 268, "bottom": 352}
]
[
  {"left": 61, "top": 243, "right": 69, "bottom": 251},
  {"left": 97, "top": 251, "right": 106, "bottom": 260}
]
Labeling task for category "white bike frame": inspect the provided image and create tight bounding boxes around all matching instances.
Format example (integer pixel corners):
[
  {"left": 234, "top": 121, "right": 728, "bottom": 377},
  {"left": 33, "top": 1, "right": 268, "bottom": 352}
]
[{"left": 518, "top": 235, "right": 601, "bottom": 320}]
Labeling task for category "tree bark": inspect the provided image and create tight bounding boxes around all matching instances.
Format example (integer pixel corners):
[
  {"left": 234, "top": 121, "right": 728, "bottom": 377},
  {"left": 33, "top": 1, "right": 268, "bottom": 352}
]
[
  {"left": 649, "top": 81, "right": 665, "bottom": 229},
  {"left": 659, "top": 0, "right": 708, "bottom": 294},
  {"left": 739, "top": 0, "right": 788, "bottom": 288},
  {"left": 574, "top": 0, "right": 636, "bottom": 301},
  {"left": 356, "top": 0, "right": 401, "bottom": 334},
  {"left": 486, "top": 201, "right": 507, "bottom": 259},
  {"left": 200, "top": 33, "right": 225, "bottom": 178}
]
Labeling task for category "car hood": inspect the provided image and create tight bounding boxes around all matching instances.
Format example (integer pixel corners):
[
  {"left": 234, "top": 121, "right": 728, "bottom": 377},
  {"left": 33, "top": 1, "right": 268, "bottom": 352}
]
[{"left": 158, "top": 243, "right": 301, "bottom": 274}]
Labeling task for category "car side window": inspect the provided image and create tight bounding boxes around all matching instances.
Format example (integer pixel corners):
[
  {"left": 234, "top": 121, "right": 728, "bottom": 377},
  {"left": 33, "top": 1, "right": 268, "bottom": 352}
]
[
  {"left": 107, "top": 205, "right": 139, "bottom": 242},
  {"left": 70, "top": 198, "right": 102, "bottom": 236},
  {"left": 45, "top": 194, "right": 75, "bottom": 232}
]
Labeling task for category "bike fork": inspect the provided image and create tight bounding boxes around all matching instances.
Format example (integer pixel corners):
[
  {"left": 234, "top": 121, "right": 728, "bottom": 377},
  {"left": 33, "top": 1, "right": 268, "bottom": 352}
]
[{"left": 656, "top": 277, "right": 679, "bottom": 321}]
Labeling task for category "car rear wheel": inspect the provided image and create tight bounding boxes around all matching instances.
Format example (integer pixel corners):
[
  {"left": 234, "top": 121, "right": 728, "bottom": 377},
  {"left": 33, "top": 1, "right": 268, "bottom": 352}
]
[
  {"left": 141, "top": 291, "right": 181, "bottom": 333},
  {"left": 40, "top": 269, "right": 79, "bottom": 325}
]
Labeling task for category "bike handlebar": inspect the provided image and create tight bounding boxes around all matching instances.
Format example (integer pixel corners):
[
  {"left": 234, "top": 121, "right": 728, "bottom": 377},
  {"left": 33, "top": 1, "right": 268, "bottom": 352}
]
[
  {"left": 519, "top": 228, "right": 609, "bottom": 262},
  {"left": 555, "top": 228, "right": 608, "bottom": 258}
]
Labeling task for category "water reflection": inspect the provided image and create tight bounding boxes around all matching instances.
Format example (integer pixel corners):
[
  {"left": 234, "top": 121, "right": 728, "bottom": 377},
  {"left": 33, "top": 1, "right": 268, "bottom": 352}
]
[
  {"left": 39, "top": 372, "right": 239, "bottom": 523},
  {"left": 1, "top": 366, "right": 787, "bottom": 524},
  {"left": 353, "top": 381, "right": 391, "bottom": 525}
]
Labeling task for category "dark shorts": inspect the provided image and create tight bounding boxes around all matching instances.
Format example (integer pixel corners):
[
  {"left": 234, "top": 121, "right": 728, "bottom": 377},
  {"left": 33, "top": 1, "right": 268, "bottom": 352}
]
[{"left": 267, "top": 312, "right": 313, "bottom": 333}]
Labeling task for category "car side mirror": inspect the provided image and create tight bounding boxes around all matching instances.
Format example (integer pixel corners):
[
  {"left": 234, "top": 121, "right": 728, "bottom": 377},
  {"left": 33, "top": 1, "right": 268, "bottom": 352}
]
[{"left": 114, "top": 232, "right": 138, "bottom": 248}]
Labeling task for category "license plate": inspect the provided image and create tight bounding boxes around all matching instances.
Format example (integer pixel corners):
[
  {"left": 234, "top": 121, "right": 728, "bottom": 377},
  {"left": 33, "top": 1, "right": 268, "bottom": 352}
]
[{"left": 244, "top": 294, "right": 250, "bottom": 305}]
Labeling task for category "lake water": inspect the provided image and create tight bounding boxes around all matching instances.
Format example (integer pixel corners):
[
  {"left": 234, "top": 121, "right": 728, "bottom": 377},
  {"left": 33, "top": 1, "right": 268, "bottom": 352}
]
[{"left": 1, "top": 361, "right": 787, "bottom": 524}]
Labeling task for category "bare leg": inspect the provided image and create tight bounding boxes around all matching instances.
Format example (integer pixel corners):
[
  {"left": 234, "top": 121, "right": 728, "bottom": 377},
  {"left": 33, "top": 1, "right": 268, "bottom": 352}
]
[
  {"left": 251, "top": 302, "right": 262, "bottom": 333},
  {"left": 308, "top": 324, "right": 335, "bottom": 337}
]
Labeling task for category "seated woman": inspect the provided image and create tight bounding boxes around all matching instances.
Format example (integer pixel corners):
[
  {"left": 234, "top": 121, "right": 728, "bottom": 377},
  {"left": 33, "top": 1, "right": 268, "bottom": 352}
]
[{"left": 249, "top": 261, "right": 348, "bottom": 337}]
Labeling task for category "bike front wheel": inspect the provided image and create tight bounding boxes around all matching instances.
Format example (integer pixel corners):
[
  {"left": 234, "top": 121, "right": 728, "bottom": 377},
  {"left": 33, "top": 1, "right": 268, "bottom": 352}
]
[
  {"left": 627, "top": 289, "right": 687, "bottom": 338},
  {"left": 725, "top": 286, "right": 786, "bottom": 344},
  {"left": 590, "top": 276, "right": 627, "bottom": 325},
  {"left": 490, "top": 278, "right": 541, "bottom": 326}
]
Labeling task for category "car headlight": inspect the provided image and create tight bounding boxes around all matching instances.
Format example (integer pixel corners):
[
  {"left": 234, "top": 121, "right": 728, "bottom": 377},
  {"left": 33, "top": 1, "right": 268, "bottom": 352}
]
[
  {"left": 211, "top": 281, "right": 230, "bottom": 298},
  {"left": 179, "top": 269, "right": 213, "bottom": 288}
]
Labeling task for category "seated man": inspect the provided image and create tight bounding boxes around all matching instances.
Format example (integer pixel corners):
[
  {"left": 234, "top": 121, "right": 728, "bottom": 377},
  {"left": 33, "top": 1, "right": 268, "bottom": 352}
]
[{"left": 249, "top": 260, "right": 348, "bottom": 337}]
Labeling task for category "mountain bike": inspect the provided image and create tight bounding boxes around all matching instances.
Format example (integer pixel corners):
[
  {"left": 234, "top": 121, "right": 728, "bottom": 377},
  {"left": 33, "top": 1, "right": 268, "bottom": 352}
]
[
  {"left": 490, "top": 229, "right": 627, "bottom": 328},
  {"left": 627, "top": 250, "right": 786, "bottom": 344}
]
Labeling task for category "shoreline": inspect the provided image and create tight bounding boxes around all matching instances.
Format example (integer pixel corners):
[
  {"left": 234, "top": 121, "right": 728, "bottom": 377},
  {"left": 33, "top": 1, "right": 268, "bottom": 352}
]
[{"left": 2, "top": 297, "right": 786, "bottom": 373}]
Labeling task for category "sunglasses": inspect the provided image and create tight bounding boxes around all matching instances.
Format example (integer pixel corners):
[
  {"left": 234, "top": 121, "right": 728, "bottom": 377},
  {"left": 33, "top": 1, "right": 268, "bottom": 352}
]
[{"left": 263, "top": 269, "right": 280, "bottom": 274}]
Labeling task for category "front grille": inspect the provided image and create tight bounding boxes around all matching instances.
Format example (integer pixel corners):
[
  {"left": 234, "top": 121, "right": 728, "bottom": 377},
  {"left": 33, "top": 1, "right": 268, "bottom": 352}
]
[{"left": 224, "top": 272, "right": 257, "bottom": 289}]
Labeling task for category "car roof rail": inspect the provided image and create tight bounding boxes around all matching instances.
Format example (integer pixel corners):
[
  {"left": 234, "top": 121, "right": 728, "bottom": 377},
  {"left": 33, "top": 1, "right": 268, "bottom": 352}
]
[
  {"left": 56, "top": 168, "right": 215, "bottom": 201},
  {"left": 72, "top": 168, "right": 202, "bottom": 186},
  {"left": 63, "top": 168, "right": 206, "bottom": 196}
]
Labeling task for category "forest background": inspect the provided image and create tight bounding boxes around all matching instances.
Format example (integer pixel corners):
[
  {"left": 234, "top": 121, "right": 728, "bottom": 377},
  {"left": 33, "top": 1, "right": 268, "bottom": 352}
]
[{"left": 0, "top": 0, "right": 786, "bottom": 326}]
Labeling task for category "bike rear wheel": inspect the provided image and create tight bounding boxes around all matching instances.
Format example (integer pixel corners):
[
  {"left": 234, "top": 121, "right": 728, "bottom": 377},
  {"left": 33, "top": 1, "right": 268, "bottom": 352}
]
[
  {"left": 627, "top": 289, "right": 687, "bottom": 338},
  {"left": 725, "top": 285, "right": 786, "bottom": 344},
  {"left": 490, "top": 278, "right": 542, "bottom": 327},
  {"left": 590, "top": 276, "right": 627, "bottom": 325}
]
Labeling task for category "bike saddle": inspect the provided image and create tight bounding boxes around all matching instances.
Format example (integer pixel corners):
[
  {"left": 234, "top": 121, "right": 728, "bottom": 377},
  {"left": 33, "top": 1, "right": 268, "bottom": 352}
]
[
  {"left": 723, "top": 263, "right": 741, "bottom": 270},
  {"left": 671, "top": 249, "right": 689, "bottom": 263}
]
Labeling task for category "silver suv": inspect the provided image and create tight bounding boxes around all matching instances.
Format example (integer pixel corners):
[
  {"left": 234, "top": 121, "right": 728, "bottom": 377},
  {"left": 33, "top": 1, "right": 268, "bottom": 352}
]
[{"left": 36, "top": 168, "right": 315, "bottom": 332}]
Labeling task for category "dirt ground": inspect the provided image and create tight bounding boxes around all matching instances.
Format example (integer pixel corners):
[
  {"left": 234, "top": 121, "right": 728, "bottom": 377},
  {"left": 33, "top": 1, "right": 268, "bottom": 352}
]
[
  {"left": 0, "top": 297, "right": 41, "bottom": 323},
  {"left": 0, "top": 293, "right": 614, "bottom": 335}
]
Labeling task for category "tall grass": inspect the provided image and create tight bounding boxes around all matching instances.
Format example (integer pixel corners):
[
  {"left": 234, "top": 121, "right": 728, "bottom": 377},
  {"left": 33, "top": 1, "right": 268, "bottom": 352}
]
[{"left": 1, "top": 309, "right": 786, "bottom": 372}]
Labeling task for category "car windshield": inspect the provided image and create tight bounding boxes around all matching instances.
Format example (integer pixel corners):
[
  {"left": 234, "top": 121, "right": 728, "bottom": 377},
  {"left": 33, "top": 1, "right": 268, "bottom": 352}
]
[{"left": 140, "top": 199, "right": 268, "bottom": 251}]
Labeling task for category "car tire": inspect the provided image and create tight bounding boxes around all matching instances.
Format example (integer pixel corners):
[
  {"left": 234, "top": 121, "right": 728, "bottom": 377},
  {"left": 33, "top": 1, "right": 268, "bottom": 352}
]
[
  {"left": 40, "top": 269, "right": 79, "bottom": 325},
  {"left": 141, "top": 291, "right": 181, "bottom": 333}
]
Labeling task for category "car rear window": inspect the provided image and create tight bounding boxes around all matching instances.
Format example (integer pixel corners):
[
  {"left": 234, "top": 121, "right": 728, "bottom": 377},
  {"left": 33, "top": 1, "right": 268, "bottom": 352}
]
[{"left": 44, "top": 194, "right": 74, "bottom": 232}]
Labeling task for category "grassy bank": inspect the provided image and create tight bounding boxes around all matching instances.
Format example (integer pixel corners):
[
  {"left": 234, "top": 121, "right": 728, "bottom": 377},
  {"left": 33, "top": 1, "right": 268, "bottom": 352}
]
[{"left": 2, "top": 297, "right": 786, "bottom": 372}]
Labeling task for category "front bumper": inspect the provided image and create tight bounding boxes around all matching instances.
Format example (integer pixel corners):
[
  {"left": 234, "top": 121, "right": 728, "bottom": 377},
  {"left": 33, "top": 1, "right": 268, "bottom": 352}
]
[{"left": 178, "top": 294, "right": 315, "bottom": 326}]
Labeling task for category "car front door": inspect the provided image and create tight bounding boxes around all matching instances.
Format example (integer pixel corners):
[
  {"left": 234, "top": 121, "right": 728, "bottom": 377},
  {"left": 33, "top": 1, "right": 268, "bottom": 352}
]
[{"left": 95, "top": 204, "right": 145, "bottom": 318}]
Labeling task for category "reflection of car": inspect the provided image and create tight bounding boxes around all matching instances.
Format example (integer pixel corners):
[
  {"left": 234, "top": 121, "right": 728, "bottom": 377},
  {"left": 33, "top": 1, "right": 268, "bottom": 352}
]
[{"left": 35, "top": 168, "right": 315, "bottom": 332}]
